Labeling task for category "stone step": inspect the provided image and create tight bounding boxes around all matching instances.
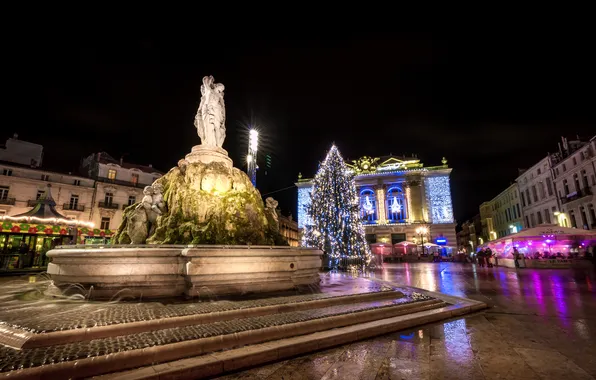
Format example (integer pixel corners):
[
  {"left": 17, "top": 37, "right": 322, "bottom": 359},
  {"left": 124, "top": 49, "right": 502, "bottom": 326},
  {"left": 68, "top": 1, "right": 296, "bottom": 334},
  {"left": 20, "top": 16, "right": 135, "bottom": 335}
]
[
  {"left": 0, "top": 289, "right": 404, "bottom": 349},
  {"left": 0, "top": 296, "right": 449, "bottom": 379},
  {"left": 97, "top": 303, "right": 478, "bottom": 380}
]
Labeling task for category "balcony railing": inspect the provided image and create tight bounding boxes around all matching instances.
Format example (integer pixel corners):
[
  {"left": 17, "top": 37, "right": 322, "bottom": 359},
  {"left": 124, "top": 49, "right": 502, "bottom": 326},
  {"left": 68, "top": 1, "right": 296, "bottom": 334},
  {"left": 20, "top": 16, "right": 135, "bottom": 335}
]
[
  {"left": 27, "top": 199, "right": 38, "bottom": 207},
  {"left": 97, "top": 177, "right": 150, "bottom": 189},
  {"left": 98, "top": 201, "right": 119, "bottom": 209},
  {"left": 63, "top": 203, "right": 85, "bottom": 212},
  {"left": 0, "top": 198, "right": 15, "bottom": 205},
  {"left": 561, "top": 187, "right": 592, "bottom": 205}
]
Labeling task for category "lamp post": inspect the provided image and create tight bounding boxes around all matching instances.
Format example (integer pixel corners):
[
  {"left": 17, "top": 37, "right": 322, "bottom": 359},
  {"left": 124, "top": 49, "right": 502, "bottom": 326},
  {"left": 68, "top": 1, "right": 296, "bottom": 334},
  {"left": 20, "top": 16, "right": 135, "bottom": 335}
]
[
  {"left": 415, "top": 226, "right": 428, "bottom": 255},
  {"left": 247, "top": 129, "right": 258, "bottom": 187}
]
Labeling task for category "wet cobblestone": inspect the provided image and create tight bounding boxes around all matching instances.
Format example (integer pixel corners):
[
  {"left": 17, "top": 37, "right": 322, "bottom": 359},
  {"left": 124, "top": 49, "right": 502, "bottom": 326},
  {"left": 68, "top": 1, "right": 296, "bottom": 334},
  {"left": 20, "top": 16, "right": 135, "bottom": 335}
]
[
  {"left": 0, "top": 278, "right": 394, "bottom": 333},
  {"left": 0, "top": 295, "right": 434, "bottom": 373}
]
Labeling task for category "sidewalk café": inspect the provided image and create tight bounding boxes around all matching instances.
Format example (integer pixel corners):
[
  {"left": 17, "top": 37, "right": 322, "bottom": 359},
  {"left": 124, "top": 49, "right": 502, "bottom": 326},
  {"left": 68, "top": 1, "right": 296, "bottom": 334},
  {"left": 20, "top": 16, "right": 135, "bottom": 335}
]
[
  {"left": 478, "top": 224, "right": 596, "bottom": 268},
  {"left": 0, "top": 185, "right": 113, "bottom": 271}
]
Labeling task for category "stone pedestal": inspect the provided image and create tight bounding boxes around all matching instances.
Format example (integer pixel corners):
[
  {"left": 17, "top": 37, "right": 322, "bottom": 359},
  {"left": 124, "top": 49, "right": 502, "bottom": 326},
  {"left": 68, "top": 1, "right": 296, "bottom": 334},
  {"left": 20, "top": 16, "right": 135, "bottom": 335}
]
[{"left": 185, "top": 145, "right": 233, "bottom": 168}]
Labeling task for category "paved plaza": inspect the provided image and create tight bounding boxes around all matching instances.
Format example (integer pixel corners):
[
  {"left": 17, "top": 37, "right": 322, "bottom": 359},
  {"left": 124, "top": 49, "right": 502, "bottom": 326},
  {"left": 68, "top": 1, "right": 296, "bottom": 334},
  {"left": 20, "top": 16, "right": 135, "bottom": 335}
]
[{"left": 216, "top": 262, "right": 596, "bottom": 380}]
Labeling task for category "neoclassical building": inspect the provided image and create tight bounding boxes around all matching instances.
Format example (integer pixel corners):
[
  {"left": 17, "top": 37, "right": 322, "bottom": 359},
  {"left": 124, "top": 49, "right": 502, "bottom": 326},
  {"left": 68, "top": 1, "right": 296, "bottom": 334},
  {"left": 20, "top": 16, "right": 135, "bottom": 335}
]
[{"left": 296, "top": 155, "right": 456, "bottom": 250}]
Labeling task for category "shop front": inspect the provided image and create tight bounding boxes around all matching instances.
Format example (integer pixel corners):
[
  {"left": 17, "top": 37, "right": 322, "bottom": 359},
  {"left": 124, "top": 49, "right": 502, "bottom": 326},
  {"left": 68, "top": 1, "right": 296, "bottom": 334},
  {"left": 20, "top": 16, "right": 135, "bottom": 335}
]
[{"left": 0, "top": 184, "right": 113, "bottom": 272}]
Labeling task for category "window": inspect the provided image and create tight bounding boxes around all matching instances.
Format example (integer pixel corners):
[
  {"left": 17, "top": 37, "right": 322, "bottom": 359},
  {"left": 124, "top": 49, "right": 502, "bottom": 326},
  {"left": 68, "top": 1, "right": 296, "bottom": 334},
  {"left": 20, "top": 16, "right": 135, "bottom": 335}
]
[
  {"left": 525, "top": 215, "right": 530, "bottom": 227},
  {"left": 530, "top": 214, "right": 536, "bottom": 227},
  {"left": 131, "top": 173, "right": 139, "bottom": 185},
  {"left": 580, "top": 206, "right": 588, "bottom": 229},
  {"left": 104, "top": 192, "right": 114, "bottom": 205},
  {"left": 563, "top": 164, "right": 567, "bottom": 171},
  {"left": 555, "top": 168, "right": 560, "bottom": 176},
  {"left": 588, "top": 204, "right": 596, "bottom": 227},
  {"left": 0, "top": 186, "right": 9, "bottom": 200},
  {"left": 581, "top": 170, "right": 589, "bottom": 189},
  {"left": 537, "top": 168, "right": 541, "bottom": 175},
  {"left": 569, "top": 210, "right": 577, "bottom": 228},
  {"left": 359, "top": 189, "right": 377, "bottom": 222},
  {"left": 546, "top": 177, "right": 553, "bottom": 196},
  {"left": 531, "top": 186, "right": 538, "bottom": 202},
  {"left": 128, "top": 195, "right": 136, "bottom": 206},
  {"left": 36, "top": 190, "right": 44, "bottom": 200},
  {"left": 525, "top": 189, "right": 531, "bottom": 205},
  {"left": 100, "top": 217, "right": 110, "bottom": 230},
  {"left": 516, "top": 204, "right": 521, "bottom": 218},
  {"left": 537, "top": 211, "right": 543, "bottom": 225},
  {"left": 69, "top": 195, "right": 79, "bottom": 209},
  {"left": 573, "top": 174, "right": 581, "bottom": 192},
  {"left": 573, "top": 157, "right": 577, "bottom": 166},
  {"left": 73, "top": 179, "right": 81, "bottom": 186},
  {"left": 41, "top": 174, "right": 49, "bottom": 181},
  {"left": 592, "top": 175, "right": 596, "bottom": 186},
  {"left": 108, "top": 169, "right": 117, "bottom": 180},
  {"left": 544, "top": 209, "right": 551, "bottom": 224},
  {"left": 521, "top": 192, "right": 526, "bottom": 207},
  {"left": 386, "top": 187, "right": 406, "bottom": 222},
  {"left": 563, "top": 180, "right": 569, "bottom": 195},
  {"left": 2, "top": 169, "right": 12, "bottom": 176}
]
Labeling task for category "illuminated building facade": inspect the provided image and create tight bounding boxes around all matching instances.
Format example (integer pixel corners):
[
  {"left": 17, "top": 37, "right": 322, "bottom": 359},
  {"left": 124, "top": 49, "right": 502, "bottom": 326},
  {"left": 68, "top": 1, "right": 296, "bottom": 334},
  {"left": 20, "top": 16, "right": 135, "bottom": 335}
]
[
  {"left": 279, "top": 214, "right": 300, "bottom": 247},
  {"left": 296, "top": 155, "right": 456, "bottom": 250},
  {"left": 479, "top": 183, "right": 524, "bottom": 242},
  {"left": 551, "top": 136, "right": 596, "bottom": 229},
  {"left": 0, "top": 136, "right": 162, "bottom": 271}
]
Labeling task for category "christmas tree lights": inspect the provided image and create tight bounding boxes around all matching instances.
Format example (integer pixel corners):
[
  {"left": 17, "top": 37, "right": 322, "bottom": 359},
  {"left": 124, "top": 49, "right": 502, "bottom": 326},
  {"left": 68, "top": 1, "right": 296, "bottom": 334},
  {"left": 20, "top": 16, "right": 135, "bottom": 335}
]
[{"left": 302, "top": 145, "right": 371, "bottom": 265}]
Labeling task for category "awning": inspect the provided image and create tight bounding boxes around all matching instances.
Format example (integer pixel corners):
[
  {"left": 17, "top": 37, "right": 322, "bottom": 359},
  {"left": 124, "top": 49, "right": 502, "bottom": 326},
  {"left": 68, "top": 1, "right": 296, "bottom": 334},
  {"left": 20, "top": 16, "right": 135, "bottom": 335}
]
[{"left": 0, "top": 184, "right": 94, "bottom": 228}]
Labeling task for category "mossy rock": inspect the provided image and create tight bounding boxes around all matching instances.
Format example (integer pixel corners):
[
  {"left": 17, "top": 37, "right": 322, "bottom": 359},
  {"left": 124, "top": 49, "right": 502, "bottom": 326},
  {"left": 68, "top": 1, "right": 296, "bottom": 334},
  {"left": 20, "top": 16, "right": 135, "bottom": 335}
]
[{"left": 113, "top": 159, "right": 288, "bottom": 246}]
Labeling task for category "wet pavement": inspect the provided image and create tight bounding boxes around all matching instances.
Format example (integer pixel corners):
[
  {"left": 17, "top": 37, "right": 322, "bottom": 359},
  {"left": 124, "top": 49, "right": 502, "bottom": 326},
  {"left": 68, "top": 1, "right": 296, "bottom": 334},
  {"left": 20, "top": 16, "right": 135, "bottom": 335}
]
[{"left": 216, "top": 262, "right": 596, "bottom": 380}]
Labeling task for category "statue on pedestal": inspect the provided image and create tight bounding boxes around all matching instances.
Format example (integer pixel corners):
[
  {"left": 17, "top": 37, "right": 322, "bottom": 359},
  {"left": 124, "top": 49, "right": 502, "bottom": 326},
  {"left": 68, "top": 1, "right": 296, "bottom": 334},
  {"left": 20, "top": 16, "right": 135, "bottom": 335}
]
[{"left": 194, "top": 75, "right": 226, "bottom": 147}]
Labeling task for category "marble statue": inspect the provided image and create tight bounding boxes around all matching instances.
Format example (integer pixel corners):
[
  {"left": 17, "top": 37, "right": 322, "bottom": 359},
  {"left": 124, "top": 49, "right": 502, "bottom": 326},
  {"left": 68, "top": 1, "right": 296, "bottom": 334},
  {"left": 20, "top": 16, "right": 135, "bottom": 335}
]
[{"left": 194, "top": 75, "right": 226, "bottom": 147}]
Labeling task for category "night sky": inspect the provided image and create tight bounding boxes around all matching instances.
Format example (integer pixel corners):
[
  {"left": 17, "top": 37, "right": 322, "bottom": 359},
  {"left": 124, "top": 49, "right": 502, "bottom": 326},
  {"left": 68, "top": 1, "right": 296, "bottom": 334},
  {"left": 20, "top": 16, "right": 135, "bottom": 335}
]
[{"left": 9, "top": 32, "right": 595, "bottom": 225}]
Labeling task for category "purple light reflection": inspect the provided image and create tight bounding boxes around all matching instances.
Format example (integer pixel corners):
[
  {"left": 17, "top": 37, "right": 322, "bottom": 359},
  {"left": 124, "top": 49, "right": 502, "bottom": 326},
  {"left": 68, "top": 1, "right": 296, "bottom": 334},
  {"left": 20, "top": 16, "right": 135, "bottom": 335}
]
[
  {"left": 531, "top": 271, "right": 547, "bottom": 316},
  {"left": 550, "top": 275, "right": 569, "bottom": 326}
]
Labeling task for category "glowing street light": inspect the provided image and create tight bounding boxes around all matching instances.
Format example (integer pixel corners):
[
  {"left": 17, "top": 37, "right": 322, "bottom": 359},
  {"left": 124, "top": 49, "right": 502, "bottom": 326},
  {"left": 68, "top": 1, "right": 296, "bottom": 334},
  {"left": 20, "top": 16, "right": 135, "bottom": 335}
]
[
  {"left": 415, "top": 226, "right": 428, "bottom": 255},
  {"left": 247, "top": 129, "right": 258, "bottom": 186}
]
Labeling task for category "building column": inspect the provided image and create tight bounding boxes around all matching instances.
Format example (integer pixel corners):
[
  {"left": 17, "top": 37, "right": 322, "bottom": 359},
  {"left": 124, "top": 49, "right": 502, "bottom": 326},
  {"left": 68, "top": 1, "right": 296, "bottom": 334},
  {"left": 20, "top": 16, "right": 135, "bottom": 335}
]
[
  {"left": 375, "top": 185, "right": 387, "bottom": 224},
  {"left": 405, "top": 178, "right": 424, "bottom": 222}
]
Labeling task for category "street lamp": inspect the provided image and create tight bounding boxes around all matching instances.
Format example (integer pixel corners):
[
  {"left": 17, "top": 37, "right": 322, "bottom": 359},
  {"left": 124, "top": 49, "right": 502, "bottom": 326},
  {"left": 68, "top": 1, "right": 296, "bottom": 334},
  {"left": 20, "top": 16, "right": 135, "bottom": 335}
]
[
  {"left": 247, "top": 129, "right": 258, "bottom": 187},
  {"left": 415, "top": 226, "right": 428, "bottom": 255}
]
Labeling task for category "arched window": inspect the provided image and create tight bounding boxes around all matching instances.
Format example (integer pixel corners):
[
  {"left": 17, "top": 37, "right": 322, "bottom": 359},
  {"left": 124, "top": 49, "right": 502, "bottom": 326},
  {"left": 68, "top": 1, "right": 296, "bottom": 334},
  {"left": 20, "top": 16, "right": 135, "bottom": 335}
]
[
  {"left": 386, "top": 187, "right": 407, "bottom": 222},
  {"left": 360, "top": 189, "right": 377, "bottom": 222}
]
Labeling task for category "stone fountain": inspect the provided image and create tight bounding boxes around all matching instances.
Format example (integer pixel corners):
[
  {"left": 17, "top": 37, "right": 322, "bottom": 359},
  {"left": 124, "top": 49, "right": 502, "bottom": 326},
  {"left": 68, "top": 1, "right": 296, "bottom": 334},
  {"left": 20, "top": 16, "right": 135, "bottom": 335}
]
[{"left": 47, "top": 75, "right": 322, "bottom": 299}]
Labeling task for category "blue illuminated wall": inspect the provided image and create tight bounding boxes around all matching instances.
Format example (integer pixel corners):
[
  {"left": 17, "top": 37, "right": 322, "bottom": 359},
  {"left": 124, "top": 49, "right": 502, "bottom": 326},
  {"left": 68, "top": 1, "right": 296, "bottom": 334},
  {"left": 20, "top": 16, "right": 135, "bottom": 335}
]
[
  {"left": 297, "top": 186, "right": 313, "bottom": 229},
  {"left": 424, "top": 176, "right": 454, "bottom": 224}
]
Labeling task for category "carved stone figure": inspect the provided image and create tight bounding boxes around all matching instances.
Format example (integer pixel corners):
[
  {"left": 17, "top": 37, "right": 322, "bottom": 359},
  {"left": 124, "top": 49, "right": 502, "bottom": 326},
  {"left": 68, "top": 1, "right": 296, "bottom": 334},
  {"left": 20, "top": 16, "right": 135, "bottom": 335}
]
[
  {"left": 151, "top": 183, "right": 166, "bottom": 216},
  {"left": 264, "top": 197, "right": 280, "bottom": 232},
  {"left": 194, "top": 75, "right": 226, "bottom": 147}
]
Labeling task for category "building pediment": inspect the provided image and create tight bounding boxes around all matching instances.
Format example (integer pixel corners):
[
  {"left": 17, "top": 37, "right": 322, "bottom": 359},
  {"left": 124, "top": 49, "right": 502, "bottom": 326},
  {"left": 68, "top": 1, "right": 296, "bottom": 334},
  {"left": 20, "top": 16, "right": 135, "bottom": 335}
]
[{"left": 377, "top": 157, "right": 423, "bottom": 171}]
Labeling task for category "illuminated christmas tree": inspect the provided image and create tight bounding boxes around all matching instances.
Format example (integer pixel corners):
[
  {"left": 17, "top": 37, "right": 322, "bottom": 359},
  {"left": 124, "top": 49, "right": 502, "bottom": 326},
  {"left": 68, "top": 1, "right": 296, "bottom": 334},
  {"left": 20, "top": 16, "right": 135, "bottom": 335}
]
[{"left": 302, "top": 145, "right": 371, "bottom": 267}]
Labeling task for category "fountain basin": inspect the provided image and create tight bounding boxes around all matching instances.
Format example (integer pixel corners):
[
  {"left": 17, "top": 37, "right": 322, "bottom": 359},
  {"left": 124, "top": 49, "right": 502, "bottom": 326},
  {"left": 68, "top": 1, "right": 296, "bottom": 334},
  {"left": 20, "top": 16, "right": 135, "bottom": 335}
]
[{"left": 47, "top": 245, "right": 322, "bottom": 299}]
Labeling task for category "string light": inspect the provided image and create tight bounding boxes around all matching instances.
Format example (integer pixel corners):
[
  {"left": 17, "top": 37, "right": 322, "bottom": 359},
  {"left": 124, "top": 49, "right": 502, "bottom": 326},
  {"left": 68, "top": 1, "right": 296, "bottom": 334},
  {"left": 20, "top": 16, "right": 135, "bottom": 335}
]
[
  {"left": 302, "top": 145, "right": 372, "bottom": 264},
  {"left": 424, "top": 176, "right": 454, "bottom": 223},
  {"left": 0, "top": 215, "right": 95, "bottom": 228},
  {"left": 297, "top": 187, "right": 312, "bottom": 230}
]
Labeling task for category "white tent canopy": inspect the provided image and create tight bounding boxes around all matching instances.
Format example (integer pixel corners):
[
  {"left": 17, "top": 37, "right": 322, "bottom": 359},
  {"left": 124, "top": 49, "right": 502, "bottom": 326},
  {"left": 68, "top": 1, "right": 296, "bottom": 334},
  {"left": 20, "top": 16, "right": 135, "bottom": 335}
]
[{"left": 393, "top": 241, "right": 417, "bottom": 246}]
